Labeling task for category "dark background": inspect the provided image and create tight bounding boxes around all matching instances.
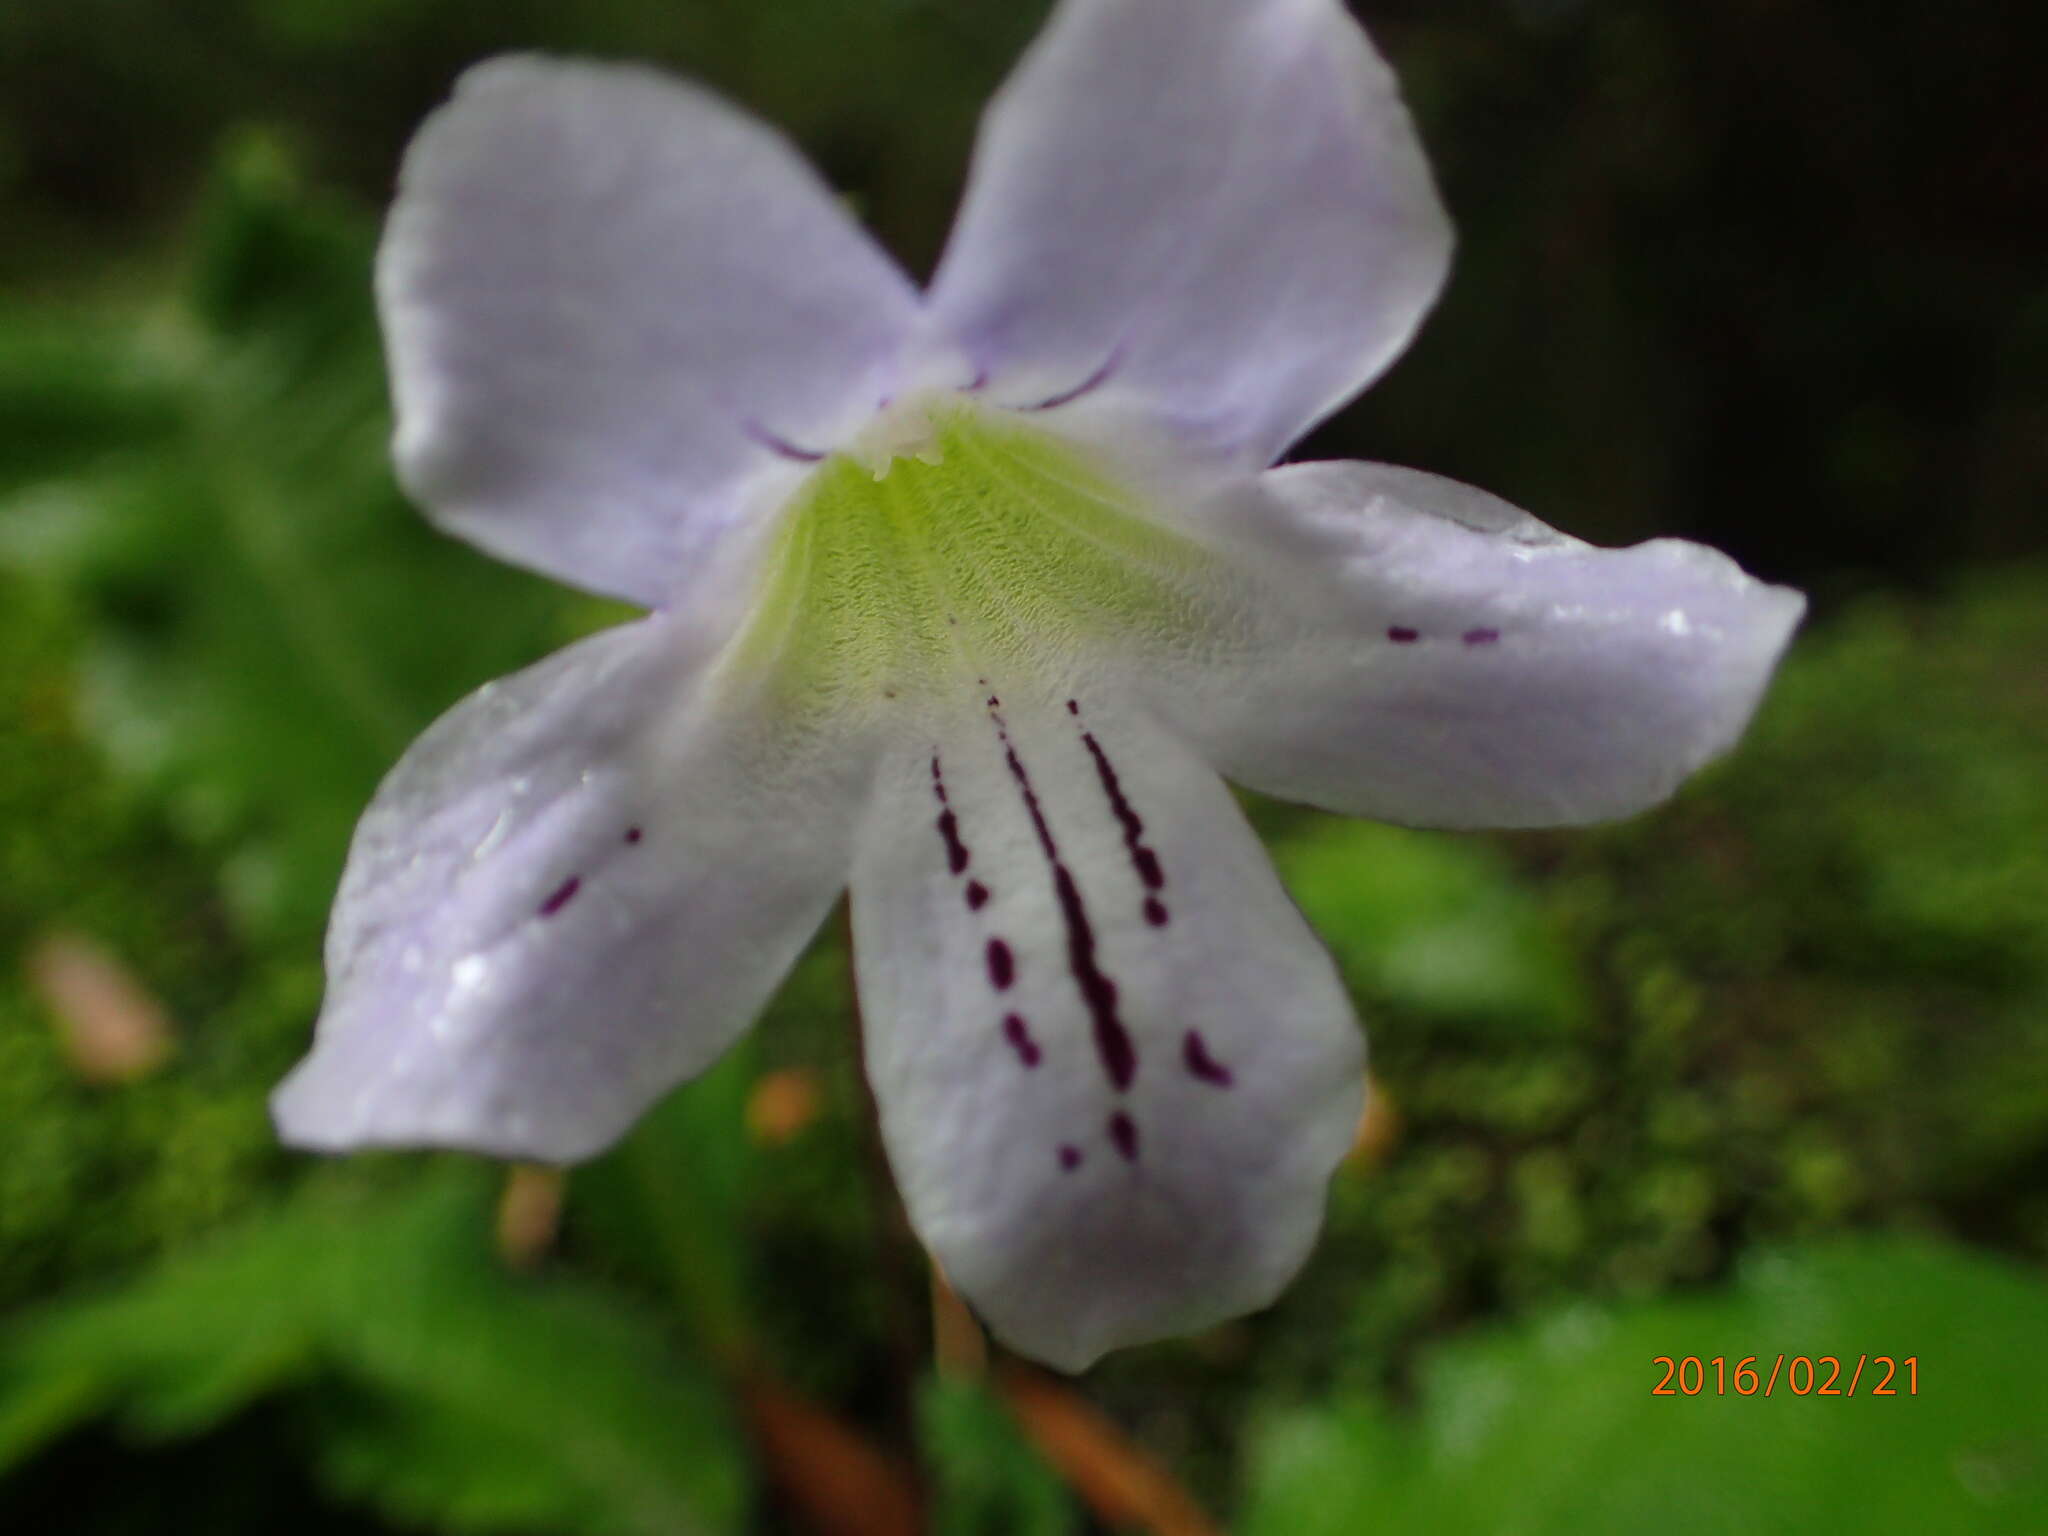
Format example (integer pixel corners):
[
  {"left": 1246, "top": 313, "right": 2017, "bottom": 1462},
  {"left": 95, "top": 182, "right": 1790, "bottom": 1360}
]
[{"left": 5, "top": 0, "right": 2044, "bottom": 593}]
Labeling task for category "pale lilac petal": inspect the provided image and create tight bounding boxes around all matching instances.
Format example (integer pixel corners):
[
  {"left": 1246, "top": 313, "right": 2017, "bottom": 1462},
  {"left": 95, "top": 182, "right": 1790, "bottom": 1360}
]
[
  {"left": 1135, "top": 461, "right": 1806, "bottom": 827},
  {"left": 380, "top": 56, "right": 921, "bottom": 607},
  {"left": 272, "top": 614, "right": 871, "bottom": 1162},
  {"left": 928, "top": 0, "right": 1449, "bottom": 468},
  {"left": 852, "top": 689, "right": 1363, "bottom": 1371}
]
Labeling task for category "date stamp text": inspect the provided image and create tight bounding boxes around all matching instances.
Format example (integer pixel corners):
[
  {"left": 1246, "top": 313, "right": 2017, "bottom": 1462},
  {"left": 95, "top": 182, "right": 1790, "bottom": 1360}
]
[{"left": 1652, "top": 1355, "right": 1919, "bottom": 1397}]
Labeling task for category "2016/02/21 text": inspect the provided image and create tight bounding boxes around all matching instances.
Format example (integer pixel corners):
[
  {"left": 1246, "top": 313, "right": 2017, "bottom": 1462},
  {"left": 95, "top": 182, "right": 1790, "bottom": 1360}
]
[{"left": 1652, "top": 1356, "right": 1919, "bottom": 1397}]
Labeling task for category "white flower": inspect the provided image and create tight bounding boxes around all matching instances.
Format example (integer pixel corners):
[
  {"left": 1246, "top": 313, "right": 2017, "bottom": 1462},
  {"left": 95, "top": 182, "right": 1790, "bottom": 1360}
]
[{"left": 272, "top": 0, "right": 1803, "bottom": 1370}]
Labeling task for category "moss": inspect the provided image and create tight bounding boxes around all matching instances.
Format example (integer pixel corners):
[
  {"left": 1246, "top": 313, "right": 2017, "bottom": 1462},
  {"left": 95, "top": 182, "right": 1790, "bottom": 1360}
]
[{"left": 0, "top": 576, "right": 306, "bottom": 1306}]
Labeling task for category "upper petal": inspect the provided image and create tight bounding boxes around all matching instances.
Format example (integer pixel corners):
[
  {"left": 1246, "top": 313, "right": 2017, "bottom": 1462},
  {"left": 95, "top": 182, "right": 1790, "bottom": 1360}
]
[
  {"left": 927, "top": 0, "right": 1450, "bottom": 468},
  {"left": 379, "top": 57, "right": 922, "bottom": 607},
  {"left": 272, "top": 611, "right": 873, "bottom": 1162},
  {"left": 1134, "top": 461, "right": 1806, "bottom": 827},
  {"left": 852, "top": 686, "right": 1363, "bottom": 1371}
]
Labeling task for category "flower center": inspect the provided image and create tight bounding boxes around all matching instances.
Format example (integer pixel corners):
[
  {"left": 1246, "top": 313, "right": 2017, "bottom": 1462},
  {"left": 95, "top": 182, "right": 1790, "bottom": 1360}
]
[
  {"left": 725, "top": 404, "right": 1236, "bottom": 716},
  {"left": 845, "top": 391, "right": 953, "bottom": 478}
]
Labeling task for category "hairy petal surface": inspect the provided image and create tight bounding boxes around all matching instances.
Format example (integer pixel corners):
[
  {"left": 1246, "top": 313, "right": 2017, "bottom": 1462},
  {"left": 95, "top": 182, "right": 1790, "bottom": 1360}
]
[
  {"left": 928, "top": 0, "right": 1450, "bottom": 468},
  {"left": 379, "top": 57, "right": 921, "bottom": 607},
  {"left": 272, "top": 613, "right": 870, "bottom": 1161},
  {"left": 852, "top": 688, "right": 1363, "bottom": 1371},
  {"left": 1135, "top": 462, "right": 1806, "bottom": 828}
]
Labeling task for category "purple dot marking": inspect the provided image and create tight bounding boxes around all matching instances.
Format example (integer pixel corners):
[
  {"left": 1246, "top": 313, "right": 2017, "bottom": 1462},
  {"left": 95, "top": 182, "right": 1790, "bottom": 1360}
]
[
  {"left": 1066, "top": 698, "right": 1080, "bottom": 715},
  {"left": 1463, "top": 627, "right": 1501, "bottom": 646},
  {"left": 1182, "top": 1029, "right": 1234, "bottom": 1088},
  {"left": 537, "top": 876, "right": 581, "bottom": 918},
  {"left": 1002, "top": 1013, "right": 1042, "bottom": 1068},
  {"left": 965, "top": 880, "right": 990, "bottom": 911},
  {"left": 1143, "top": 897, "right": 1170, "bottom": 928},
  {"left": 986, "top": 938, "right": 1016, "bottom": 991},
  {"left": 1108, "top": 1111, "right": 1139, "bottom": 1162},
  {"left": 1387, "top": 626, "right": 1420, "bottom": 644},
  {"left": 624, "top": 827, "right": 643, "bottom": 844},
  {"left": 1059, "top": 1144, "right": 1083, "bottom": 1171}
]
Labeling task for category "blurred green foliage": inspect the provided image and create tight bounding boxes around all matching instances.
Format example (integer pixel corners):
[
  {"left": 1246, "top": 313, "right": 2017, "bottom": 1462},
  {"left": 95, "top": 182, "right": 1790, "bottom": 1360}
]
[
  {"left": 1275, "top": 821, "right": 1589, "bottom": 1036},
  {"left": 1, "top": 3, "right": 2044, "bottom": 1530},
  {"left": 0, "top": 1168, "right": 745, "bottom": 1536},
  {"left": 918, "top": 1378, "right": 1078, "bottom": 1536},
  {"left": 0, "top": 574, "right": 304, "bottom": 1310},
  {"left": 3, "top": 139, "right": 602, "bottom": 944},
  {"left": 1242, "top": 1241, "right": 2048, "bottom": 1533}
]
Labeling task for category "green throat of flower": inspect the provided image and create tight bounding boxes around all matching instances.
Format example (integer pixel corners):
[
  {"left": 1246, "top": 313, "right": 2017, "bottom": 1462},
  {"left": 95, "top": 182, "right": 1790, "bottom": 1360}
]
[{"left": 731, "top": 405, "right": 1230, "bottom": 714}]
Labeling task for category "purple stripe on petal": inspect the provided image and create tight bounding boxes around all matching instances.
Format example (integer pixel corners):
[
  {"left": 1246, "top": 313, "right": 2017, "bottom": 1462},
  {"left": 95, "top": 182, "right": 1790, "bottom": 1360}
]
[
  {"left": 937, "top": 811, "right": 970, "bottom": 874},
  {"left": 1462, "top": 627, "right": 1501, "bottom": 646},
  {"left": 1052, "top": 865, "right": 1133, "bottom": 1086},
  {"left": 1017, "top": 349, "right": 1119, "bottom": 412},
  {"left": 1076, "top": 711, "right": 1166, "bottom": 894},
  {"left": 1108, "top": 1111, "right": 1139, "bottom": 1162},
  {"left": 1387, "top": 626, "right": 1419, "bottom": 644},
  {"left": 1182, "top": 1029, "right": 1234, "bottom": 1088},
  {"left": 537, "top": 876, "right": 581, "bottom": 917},
  {"left": 989, "top": 705, "right": 1139, "bottom": 1092},
  {"left": 930, "top": 754, "right": 972, "bottom": 874},
  {"left": 1002, "top": 1012, "right": 1042, "bottom": 1068},
  {"left": 742, "top": 420, "right": 826, "bottom": 463}
]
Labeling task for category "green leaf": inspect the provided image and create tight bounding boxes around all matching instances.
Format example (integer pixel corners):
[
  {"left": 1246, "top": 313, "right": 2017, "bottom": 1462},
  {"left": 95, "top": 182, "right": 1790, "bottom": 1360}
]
[
  {"left": 917, "top": 1376, "right": 1078, "bottom": 1536},
  {"left": 0, "top": 1168, "right": 746, "bottom": 1535},
  {"left": 572, "top": 1042, "right": 761, "bottom": 1363},
  {"left": 0, "top": 305, "right": 181, "bottom": 495},
  {"left": 570, "top": 933, "right": 889, "bottom": 1388},
  {"left": 1272, "top": 819, "right": 1589, "bottom": 1033},
  {"left": 1242, "top": 1238, "right": 2048, "bottom": 1535}
]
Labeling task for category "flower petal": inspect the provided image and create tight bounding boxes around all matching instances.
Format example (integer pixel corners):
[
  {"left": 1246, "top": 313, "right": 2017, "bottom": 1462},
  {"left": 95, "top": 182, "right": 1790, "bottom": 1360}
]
[
  {"left": 1137, "top": 461, "right": 1806, "bottom": 828},
  {"left": 380, "top": 56, "right": 922, "bottom": 607},
  {"left": 272, "top": 613, "right": 870, "bottom": 1162},
  {"left": 851, "top": 688, "right": 1363, "bottom": 1371},
  {"left": 927, "top": 0, "right": 1450, "bottom": 468}
]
